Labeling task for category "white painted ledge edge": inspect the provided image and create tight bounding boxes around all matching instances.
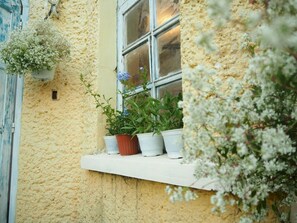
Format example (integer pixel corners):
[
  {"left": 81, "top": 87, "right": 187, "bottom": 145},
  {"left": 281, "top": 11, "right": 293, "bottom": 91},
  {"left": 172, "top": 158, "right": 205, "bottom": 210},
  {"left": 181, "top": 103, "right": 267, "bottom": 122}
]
[{"left": 80, "top": 154, "right": 217, "bottom": 191}]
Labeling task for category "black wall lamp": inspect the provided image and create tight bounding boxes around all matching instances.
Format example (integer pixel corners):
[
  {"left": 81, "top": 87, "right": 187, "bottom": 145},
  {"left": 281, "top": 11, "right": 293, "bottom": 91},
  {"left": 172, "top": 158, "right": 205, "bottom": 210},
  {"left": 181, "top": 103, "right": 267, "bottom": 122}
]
[{"left": 44, "top": 0, "right": 60, "bottom": 20}]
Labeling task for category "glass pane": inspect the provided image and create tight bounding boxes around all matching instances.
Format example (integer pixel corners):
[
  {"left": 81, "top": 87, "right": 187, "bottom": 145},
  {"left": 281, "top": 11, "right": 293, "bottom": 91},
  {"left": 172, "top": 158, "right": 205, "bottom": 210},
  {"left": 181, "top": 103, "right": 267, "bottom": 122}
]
[
  {"left": 125, "top": 0, "right": 150, "bottom": 46},
  {"left": 124, "top": 43, "right": 150, "bottom": 87},
  {"left": 157, "top": 25, "right": 181, "bottom": 78},
  {"left": 156, "top": 0, "right": 179, "bottom": 26},
  {"left": 158, "top": 81, "right": 182, "bottom": 98}
]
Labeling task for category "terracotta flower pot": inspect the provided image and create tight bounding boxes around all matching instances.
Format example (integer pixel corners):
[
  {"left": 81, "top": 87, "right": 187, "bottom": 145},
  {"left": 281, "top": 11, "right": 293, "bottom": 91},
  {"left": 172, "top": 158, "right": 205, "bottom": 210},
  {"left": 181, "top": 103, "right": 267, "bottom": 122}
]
[{"left": 116, "top": 134, "right": 140, "bottom": 155}]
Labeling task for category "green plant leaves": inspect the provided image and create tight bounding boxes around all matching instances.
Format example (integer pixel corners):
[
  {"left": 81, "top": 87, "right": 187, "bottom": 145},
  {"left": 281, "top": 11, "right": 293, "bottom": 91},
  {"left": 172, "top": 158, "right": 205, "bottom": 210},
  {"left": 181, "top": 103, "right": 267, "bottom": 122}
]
[{"left": 123, "top": 91, "right": 183, "bottom": 135}]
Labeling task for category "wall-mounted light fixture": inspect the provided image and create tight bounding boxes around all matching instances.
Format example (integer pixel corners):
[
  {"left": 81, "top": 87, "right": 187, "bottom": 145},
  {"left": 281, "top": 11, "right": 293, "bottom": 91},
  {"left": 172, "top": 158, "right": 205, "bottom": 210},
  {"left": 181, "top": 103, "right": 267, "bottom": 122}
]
[{"left": 44, "top": 0, "right": 60, "bottom": 20}]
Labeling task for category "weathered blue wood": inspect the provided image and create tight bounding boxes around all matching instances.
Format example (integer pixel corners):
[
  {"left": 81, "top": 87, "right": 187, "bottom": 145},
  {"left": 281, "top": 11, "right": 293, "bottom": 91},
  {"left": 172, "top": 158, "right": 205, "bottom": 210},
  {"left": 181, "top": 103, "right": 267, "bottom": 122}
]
[
  {"left": 0, "top": 50, "right": 10, "bottom": 223},
  {"left": 8, "top": 76, "right": 24, "bottom": 223},
  {"left": 8, "top": 1, "right": 28, "bottom": 222},
  {"left": 0, "top": 7, "right": 11, "bottom": 49},
  {"left": 0, "top": 1, "right": 22, "bottom": 223},
  {"left": 0, "top": 73, "right": 17, "bottom": 223}
]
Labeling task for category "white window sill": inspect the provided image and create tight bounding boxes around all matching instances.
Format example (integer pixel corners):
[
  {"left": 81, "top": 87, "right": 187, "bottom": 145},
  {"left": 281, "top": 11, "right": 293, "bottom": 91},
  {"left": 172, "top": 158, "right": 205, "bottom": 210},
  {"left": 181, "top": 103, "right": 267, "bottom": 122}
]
[{"left": 80, "top": 154, "right": 216, "bottom": 191}]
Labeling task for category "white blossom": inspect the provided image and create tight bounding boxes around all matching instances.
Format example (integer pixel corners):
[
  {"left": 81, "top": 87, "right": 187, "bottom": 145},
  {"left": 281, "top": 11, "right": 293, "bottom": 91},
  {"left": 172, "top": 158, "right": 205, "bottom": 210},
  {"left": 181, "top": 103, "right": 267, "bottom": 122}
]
[
  {"left": 196, "top": 31, "right": 217, "bottom": 53},
  {"left": 166, "top": 186, "right": 197, "bottom": 203},
  {"left": 181, "top": 0, "right": 297, "bottom": 222},
  {"left": 206, "top": 0, "right": 232, "bottom": 26},
  {"left": 0, "top": 20, "right": 70, "bottom": 75}
]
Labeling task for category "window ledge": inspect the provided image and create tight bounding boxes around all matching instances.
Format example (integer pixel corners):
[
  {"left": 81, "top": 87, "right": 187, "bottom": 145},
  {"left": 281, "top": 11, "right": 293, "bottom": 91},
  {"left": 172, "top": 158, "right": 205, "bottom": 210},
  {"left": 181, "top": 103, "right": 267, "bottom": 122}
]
[{"left": 80, "top": 154, "right": 216, "bottom": 191}]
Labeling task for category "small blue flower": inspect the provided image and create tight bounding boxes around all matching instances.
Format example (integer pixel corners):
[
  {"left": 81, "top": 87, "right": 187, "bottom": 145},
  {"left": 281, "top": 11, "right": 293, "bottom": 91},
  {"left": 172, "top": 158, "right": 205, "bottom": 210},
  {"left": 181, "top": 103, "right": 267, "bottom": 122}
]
[
  {"left": 117, "top": 71, "right": 130, "bottom": 81},
  {"left": 123, "top": 107, "right": 129, "bottom": 116}
]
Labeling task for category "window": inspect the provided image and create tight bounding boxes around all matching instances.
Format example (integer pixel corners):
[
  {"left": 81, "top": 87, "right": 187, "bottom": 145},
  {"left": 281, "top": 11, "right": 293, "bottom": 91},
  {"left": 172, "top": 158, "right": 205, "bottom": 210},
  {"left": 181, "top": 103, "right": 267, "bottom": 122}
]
[{"left": 117, "top": 0, "right": 181, "bottom": 107}]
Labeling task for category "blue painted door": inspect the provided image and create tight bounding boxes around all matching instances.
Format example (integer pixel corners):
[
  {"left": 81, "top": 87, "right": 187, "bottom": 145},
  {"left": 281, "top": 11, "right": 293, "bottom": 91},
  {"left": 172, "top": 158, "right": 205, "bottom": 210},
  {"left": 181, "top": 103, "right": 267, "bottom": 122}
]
[{"left": 0, "top": 1, "right": 22, "bottom": 223}]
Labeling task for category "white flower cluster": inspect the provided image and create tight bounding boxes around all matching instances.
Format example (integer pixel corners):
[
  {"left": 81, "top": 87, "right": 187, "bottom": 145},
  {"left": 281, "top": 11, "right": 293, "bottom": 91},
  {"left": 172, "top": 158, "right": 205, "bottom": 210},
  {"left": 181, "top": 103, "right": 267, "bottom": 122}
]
[
  {"left": 196, "top": 31, "right": 217, "bottom": 53},
  {"left": 206, "top": 0, "right": 233, "bottom": 26},
  {"left": 0, "top": 20, "right": 70, "bottom": 75},
  {"left": 249, "top": 0, "right": 297, "bottom": 52},
  {"left": 165, "top": 186, "right": 198, "bottom": 203},
  {"left": 240, "top": 33, "right": 256, "bottom": 55},
  {"left": 265, "top": 0, "right": 297, "bottom": 18},
  {"left": 258, "top": 16, "right": 297, "bottom": 51},
  {"left": 182, "top": 1, "right": 297, "bottom": 222}
]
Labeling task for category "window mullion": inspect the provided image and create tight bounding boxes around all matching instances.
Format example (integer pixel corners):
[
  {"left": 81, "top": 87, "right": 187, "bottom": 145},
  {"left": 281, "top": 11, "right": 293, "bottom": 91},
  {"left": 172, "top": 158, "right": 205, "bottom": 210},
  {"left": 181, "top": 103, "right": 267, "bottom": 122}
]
[
  {"left": 122, "top": 35, "right": 149, "bottom": 55},
  {"left": 154, "top": 72, "right": 182, "bottom": 87},
  {"left": 154, "top": 15, "right": 180, "bottom": 36},
  {"left": 117, "top": 3, "right": 125, "bottom": 111},
  {"left": 118, "top": 0, "right": 182, "bottom": 104},
  {"left": 149, "top": 0, "right": 157, "bottom": 98}
]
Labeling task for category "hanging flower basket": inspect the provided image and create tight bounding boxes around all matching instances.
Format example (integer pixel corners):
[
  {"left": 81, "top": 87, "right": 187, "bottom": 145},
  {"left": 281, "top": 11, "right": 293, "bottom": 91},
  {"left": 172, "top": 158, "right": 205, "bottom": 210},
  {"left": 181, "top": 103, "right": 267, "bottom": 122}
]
[
  {"left": 0, "top": 20, "right": 70, "bottom": 77},
  {"left": 31, "top": 68, "right": 56, "bottom": 81}
]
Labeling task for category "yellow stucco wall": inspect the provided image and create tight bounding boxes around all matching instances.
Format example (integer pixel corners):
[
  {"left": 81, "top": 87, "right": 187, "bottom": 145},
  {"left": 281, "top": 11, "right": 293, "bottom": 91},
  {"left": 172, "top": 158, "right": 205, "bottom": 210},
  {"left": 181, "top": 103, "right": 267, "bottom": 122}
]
[
  {"left": 16, "top": 0, "right": 102, "bottom": 222},
  {"left": 16, "top": 0, "right": 275, "bottom": 223}
]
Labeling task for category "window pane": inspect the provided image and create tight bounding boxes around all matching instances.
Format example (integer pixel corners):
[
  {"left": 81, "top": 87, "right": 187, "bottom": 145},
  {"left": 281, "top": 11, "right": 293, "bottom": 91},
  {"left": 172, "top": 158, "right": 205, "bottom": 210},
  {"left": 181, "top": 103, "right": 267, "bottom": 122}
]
[
  {"left": 124, "top": 44, "right": 150, "bottom": 87},
  {"left": 158, "top": 81, "right": 182, "bottom": 98},
  {"left": 157, "top": 25, "right": 181, "bottom": 78},
  {"left": 156, "top": 0, "right": 179, "bottom": 26},
  {"left": 125, "top": 0, "right": 150, "bottom": 46}
]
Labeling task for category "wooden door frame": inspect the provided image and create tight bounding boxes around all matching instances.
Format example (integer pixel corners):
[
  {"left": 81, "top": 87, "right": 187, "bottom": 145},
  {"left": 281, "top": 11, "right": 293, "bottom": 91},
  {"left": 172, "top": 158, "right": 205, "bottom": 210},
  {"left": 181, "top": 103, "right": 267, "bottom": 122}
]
[{"left": 8, "top": 1, "right": 29, "bottom": 222}]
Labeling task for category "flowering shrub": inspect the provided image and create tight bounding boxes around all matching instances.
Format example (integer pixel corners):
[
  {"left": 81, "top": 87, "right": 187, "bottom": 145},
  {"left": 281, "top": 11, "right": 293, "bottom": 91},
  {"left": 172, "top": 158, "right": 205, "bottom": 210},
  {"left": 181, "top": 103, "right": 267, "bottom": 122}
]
[
  {"left": 176, "top": 1, "right": 297, "bottom": 223},
  {"left": 0, "top": 20, "right": 70, "bottom": 74}
]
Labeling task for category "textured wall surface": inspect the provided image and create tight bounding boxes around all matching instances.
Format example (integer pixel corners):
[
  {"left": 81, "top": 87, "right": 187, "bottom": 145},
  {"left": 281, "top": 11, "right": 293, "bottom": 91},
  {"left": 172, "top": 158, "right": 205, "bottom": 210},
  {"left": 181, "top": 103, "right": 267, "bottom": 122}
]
[
  {"left": 81, "top": 172, "right": 241, "bottom": 223},
  {"left": 16, "top": 0, "right": 276, "bottom": 223},
  {"left": 16, "top": 0, "right": 101, "bottom": 222},
  {"left": 180, "top": 0, "right": 253, "bottom": 73}
]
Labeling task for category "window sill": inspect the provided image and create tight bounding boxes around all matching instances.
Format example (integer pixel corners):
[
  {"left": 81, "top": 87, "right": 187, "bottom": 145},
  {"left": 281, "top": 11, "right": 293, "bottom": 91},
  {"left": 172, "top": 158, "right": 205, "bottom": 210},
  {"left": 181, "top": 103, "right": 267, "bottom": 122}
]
[{"left": 80, "top": 154, "right": 216, "bottom": 191}]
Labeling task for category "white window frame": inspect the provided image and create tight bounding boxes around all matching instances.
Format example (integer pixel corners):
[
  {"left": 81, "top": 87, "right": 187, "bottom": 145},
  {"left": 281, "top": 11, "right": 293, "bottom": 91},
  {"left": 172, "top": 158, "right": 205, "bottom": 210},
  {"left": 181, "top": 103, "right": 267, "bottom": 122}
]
[
  {"left": 81, "top": 1, "right": 217, "bottom": 191},
  {"left": 117, "top": 0, "right": 182, "bottom": 110}
]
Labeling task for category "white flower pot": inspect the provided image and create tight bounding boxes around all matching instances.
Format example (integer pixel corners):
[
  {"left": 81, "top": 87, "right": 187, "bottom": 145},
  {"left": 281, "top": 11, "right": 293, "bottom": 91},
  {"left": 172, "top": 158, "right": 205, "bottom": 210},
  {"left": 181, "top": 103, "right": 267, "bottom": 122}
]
[
  {"left": 32, "top": 68, "right": 55, "bottom": 81},
  {"left": 137, "top": 132, "right": 164, "bottom": 157},
  {"left": 104, "top": 135, "right": 119, "bottom": 155},
  {"left": 161, "top": 128, "right": 183, "bottom": 159}
]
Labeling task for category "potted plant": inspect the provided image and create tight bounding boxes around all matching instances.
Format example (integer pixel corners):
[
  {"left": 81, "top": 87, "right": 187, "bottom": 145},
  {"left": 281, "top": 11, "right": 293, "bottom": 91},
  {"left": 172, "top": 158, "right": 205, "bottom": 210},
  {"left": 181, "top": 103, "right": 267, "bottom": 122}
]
[
  {"left": 80, "top": 74, "right": 120, "bottom": 155},
  {"left": 159, "top": 92, "right": 183, "bottom": 159},
  {"left": 0, "top": 20, "right": 70, "bottom": 81},
  {"left": 81, "top": 74, "right": 139, "bottom": 156},
  {"left": 119, "top": 68, "right": 164, "bottom": 157},
  {"left": 114, "top": 110, "right": 140, "bottom": 156},
  {"left": 126, "top": 92, "right": 164, "bottom": 156}
]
